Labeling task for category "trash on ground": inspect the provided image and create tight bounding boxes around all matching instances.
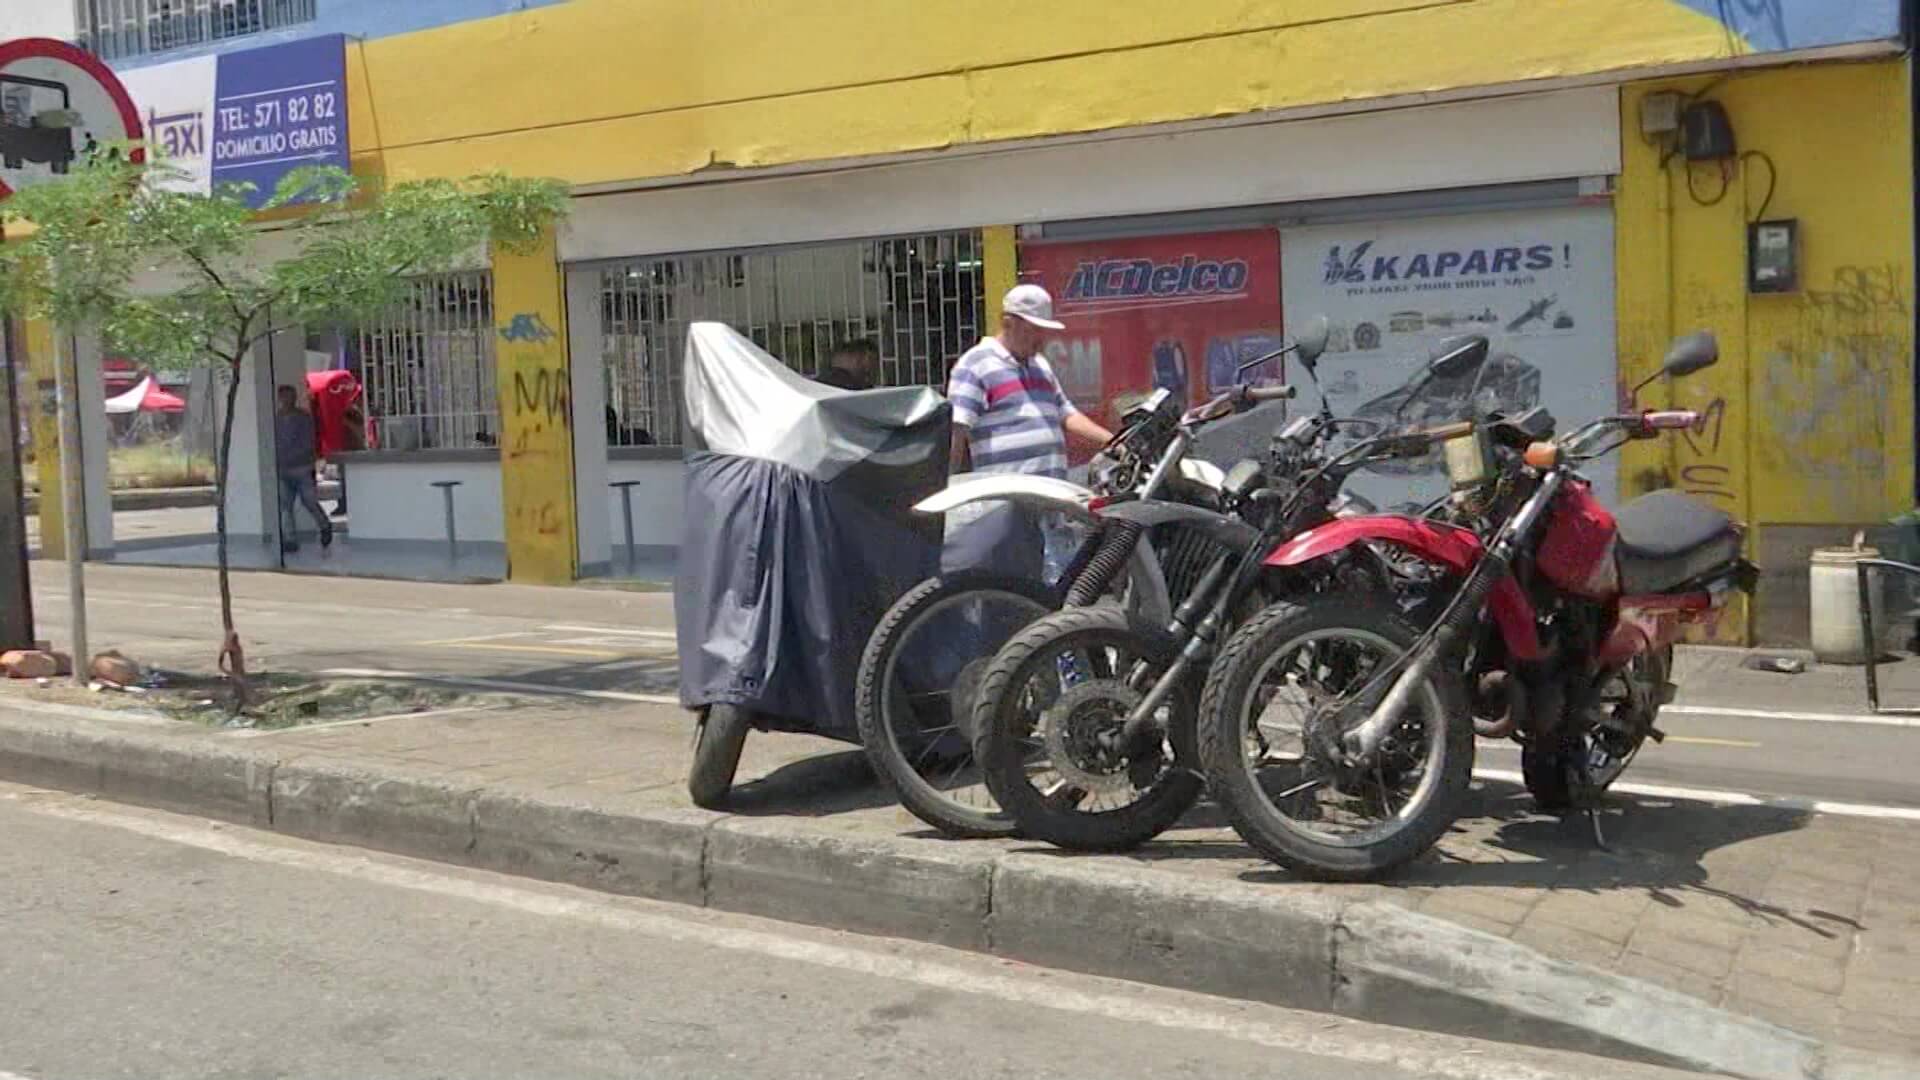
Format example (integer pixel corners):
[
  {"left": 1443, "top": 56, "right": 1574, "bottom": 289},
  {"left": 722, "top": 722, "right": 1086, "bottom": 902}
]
[
  {"left": 89, "top": 650, "right": 143, "bottom": 688},
  {"left": 1742, "top": 653, "right": 1807, "bottom": 674},
  {"left": 1, "top": 649, "right": 72, "bottom": 679}
]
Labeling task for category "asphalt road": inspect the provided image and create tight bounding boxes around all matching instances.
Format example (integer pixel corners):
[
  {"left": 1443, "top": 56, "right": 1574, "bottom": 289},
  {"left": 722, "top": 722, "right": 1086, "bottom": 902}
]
[
  {"left": 21, "top": 561, "right": 1920, "bottom": 812},
  {"left": 0, "top": 783, "right": 1696, "bottom": 1080}
]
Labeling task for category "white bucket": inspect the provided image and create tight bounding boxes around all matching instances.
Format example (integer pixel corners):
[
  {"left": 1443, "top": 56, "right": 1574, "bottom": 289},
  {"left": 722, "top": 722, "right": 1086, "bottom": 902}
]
[{"left": 1809, "top": 536, "right": 1882, "bottom": 665}]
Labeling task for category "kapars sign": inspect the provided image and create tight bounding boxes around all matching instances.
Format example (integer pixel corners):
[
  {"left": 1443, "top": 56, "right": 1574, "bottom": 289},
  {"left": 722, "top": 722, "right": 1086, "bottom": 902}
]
[{"left": 1322, "top": 241, "right": 1561, "bottom": 286}]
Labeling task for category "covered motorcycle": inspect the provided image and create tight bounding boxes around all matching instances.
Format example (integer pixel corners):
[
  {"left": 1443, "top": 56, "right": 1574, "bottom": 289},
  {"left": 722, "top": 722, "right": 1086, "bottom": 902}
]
[{"left": 675, "top": 323, "right": 950, "bottom": 806}]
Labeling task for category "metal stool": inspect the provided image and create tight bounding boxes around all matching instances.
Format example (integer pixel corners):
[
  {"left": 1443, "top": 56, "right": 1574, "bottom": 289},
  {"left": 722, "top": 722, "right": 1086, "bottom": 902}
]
[
  {"left": 609, "top": 480, "right": 643, "bottom": 572},
  {"left": 430, "top": 480, "right": 462, "bottom": 562}
]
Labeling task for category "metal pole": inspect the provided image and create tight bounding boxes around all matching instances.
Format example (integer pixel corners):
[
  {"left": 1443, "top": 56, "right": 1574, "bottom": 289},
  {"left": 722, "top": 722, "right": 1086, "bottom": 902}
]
[
  {"left": 616, "top": 481, "right": 639, "bottom": 571},
  {"left": 51, "top": 330, "right": 86, "bottom": 685},
  {"left": 0, "top": 318, "right": 34, "bottom": 650}
]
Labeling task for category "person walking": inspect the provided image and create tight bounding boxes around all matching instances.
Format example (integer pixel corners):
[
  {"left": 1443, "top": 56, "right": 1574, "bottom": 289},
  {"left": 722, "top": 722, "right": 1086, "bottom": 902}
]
[
  {"left": 274, "top": 385, "right": 333, "bottom": 554},
  {"left": 944, "top": 284, "right": 1111, "bottom": 579}
]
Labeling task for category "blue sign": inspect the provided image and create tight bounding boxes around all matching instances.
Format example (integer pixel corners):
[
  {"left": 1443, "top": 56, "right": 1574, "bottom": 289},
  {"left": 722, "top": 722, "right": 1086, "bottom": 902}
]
[{"left": 210, "top": 34, "right": 346, "bottom": 208}]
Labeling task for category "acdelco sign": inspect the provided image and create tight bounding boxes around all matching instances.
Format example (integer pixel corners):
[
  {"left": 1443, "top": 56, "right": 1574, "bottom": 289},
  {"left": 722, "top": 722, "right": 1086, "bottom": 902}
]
[{"left": 1063, "top": 255, "right": 1250, "bottom": 302}]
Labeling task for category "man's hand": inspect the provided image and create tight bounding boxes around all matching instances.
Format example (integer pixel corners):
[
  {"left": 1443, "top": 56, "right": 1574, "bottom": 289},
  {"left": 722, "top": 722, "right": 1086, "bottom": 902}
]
[{"left": 1064, "top": 412, "right": 1114, "bottom": 454}]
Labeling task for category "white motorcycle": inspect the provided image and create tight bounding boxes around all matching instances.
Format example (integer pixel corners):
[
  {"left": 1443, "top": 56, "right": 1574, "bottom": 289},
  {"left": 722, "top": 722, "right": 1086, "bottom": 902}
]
[{"left": 853, "top": 322, "right": 1328, "bottom": 837}]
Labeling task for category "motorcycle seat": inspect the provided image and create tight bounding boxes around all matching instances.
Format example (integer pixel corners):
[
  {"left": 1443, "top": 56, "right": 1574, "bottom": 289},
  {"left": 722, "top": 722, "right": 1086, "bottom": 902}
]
[{"left": 1614, "top": 489, "right": 1742, "bottom": 595}]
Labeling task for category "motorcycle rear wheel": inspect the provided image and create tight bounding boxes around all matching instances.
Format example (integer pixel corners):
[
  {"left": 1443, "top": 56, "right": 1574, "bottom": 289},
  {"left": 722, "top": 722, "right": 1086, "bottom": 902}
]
[
  {"left": 1197, "top": 597, "right": 1472, "bottom": 882},
  {"left": 856, "top": 572, "right": 1061, "bottom": 839},
  {"left": 973, "top": 604, "right": 1203, "bottom": 853}
]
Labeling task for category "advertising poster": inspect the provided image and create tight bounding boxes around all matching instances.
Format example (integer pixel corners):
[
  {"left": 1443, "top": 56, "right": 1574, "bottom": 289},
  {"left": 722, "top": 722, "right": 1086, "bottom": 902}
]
[
  {"left": 117, "top": 34, "right": 347, "bottom": 207},
  {"left": 1021, "top": 229, "right": 1285, "bottom": 429},
  {"left": 1281, "top": 205, "right": 1617, "bottom": 512}
]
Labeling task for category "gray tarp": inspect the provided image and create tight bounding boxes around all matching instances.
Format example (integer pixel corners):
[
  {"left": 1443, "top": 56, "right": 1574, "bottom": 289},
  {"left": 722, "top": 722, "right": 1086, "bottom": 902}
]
[{"left": 674, "top": 324, "right": 949, "bottom": 742}]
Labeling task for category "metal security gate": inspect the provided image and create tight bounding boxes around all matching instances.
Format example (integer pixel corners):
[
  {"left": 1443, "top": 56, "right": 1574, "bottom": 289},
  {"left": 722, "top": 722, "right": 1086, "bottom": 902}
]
[
  {"left": 350, "top": 271, "right": 497, "bottom": 452},
  {"left": 596, "top": 231, "right": 985, "bottom": 447}
]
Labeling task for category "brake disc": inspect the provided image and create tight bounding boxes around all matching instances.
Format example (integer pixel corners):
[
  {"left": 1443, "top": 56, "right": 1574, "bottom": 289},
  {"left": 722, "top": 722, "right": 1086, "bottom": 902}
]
[{"left": 1041, "top": 679, "right": 1154, "bottom": 798}]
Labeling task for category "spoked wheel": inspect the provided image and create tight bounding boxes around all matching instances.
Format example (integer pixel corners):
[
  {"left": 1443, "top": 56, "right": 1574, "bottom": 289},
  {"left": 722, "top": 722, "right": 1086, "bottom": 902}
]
[
  {"left": 689, "top": 703, "right": 753, "bottom": 810},
  {"left": 973, "top": 605, "right": 1203, "bottom": 852},
  {"left": 1197, "top": 598, "right": 1472, "bottom": 882},
  {"left": 1523, "top": 647, "right": 1666, "bottom": 811},
  {"left": 856, "top": 573, "right": 1061, "bottom": 839}
]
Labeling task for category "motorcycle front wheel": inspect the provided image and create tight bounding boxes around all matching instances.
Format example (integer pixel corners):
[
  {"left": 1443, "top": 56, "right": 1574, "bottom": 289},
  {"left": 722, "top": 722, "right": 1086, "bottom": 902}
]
[
  {"left": 689, "top": 704, "right": 753, "bottom": 810},
  {"left": 1197, "top": 597, "right": 1472, "bottom": 882},
  {"left": 856, "top": 572, "right": 1061, "bottom": 839},
  {"left": 972, "top": 604, "right": 1203, "bottom": 852}
]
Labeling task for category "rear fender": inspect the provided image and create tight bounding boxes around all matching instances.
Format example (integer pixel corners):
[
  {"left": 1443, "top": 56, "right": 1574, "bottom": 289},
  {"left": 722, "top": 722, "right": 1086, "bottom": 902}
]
[
  {"left": 1266, "top": 516, "right": 1546, "bottom": 661},
  {"left": 914, "top": 474, "right": 1097, "bottom": 523}
]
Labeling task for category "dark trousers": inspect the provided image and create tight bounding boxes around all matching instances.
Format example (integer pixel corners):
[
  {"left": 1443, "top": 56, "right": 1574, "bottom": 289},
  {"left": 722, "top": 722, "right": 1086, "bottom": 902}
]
[{"left": 278, "top": 469, "right": 328, "bottom": 539}]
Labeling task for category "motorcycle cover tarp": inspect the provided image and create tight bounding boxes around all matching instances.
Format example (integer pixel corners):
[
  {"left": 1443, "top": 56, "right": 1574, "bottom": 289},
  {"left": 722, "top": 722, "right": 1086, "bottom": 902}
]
[{"left": 675, "top": 323, "right": 949, "bottom": 741}]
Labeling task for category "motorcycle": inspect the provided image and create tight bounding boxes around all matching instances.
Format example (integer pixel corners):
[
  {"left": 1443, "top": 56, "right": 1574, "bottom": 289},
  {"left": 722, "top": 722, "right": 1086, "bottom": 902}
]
[
  {"left": 852, "top": 327, "right": 1319, "bottom": 839},
  {"left": 1196, "top": 331, "right": 1755, "bottom": 881},
  {"left": 969, "top": 333, "right": 1496, "bottom": 852}
]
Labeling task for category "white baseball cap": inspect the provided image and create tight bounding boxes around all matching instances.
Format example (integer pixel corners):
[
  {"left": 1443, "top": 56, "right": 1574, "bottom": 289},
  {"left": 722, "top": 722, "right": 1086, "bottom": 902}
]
[{"left": 1003, "top": 284, "right": 1065, "bottom": 330}]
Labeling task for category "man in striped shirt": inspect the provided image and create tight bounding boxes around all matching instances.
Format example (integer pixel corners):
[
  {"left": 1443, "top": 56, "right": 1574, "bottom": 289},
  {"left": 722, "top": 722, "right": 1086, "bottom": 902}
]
[{"left": 945, "top": 284, "right": 1113, "bottom": 578}]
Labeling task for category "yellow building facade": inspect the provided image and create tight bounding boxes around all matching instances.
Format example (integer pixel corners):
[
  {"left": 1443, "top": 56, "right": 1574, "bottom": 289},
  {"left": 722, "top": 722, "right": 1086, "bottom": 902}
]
[{"left": 21, "top": 0, "right": 1918, "bottom": 642}]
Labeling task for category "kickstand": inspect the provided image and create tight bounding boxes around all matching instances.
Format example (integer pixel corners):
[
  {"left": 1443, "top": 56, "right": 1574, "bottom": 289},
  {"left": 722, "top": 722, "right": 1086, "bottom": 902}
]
[{"left": 1586, "top": 805, "right": 1610, "bottom": 851}]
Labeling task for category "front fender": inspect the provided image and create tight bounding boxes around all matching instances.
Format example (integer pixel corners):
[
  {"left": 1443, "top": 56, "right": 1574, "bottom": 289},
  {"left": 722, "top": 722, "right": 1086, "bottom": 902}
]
[
  {"left": 1099, "top": 500, "right": 1260, "bottom": 551},
  {"left": 1265, "top": 515, "right": 1545, "bottom": 662},
  {"left": 914, "top": 474, "right": 1096, "bottom": 522}
]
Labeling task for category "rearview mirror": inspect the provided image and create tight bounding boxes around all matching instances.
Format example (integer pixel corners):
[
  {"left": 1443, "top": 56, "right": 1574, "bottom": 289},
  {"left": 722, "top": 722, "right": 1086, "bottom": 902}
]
[
  {"left": 1293, "top": 316, "right": 1331, "bottom": 368},
  {"left": 1663, "top": 331, "right": 1719, "bottom": 378},
  {"left": 1428, "top": 334, "right": 1490, "bottom": 380}
]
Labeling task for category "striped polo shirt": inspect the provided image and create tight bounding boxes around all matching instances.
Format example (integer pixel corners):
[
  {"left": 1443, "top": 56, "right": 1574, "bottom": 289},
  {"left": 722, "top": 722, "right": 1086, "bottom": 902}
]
[{"left": 947, "top": 336, "right": 1078, "bottom": 479}]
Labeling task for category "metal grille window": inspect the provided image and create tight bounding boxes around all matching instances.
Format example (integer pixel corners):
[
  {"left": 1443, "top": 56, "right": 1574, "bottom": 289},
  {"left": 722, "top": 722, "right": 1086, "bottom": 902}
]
[
  {"left": 598, "top": 231, "right": 984, "bottom": 447},
  {"left": 348, "top": 271, "right": 498, "bottom": 452},
  {"left": 75, "top": 0, "right": 318, "bottom": 61}
]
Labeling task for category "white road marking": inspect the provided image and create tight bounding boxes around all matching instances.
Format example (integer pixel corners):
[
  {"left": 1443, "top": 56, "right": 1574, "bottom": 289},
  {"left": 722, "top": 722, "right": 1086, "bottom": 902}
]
[
  {"left": 1474, "top": 768, "right": 1920, "bottom": 822},
  {"left": 542, "top": 624, "right": 677, "bottom": 640},
  {"left": 415, "top": 631, "right": 541, "bottom": 645},
  {"left": 322, "top": 667, "right": 679, "bottom": 707},
  {"left": 11, "top": 791, "right": 1661, "bottom": 1080},
  {"left": 1662, "top": 703, "right": 1918, "bottom": 728}
]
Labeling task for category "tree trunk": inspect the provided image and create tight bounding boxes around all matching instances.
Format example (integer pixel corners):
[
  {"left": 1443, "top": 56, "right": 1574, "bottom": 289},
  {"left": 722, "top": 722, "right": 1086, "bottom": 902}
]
[{"left": 214, "top": 358, "right": 249, "bottom": 712}]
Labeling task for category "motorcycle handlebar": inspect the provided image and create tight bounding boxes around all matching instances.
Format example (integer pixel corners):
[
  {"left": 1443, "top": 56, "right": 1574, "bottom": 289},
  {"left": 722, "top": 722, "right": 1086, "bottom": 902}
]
[
  {"left": 1640, "top": 409, "right": 1700, "bottom": 432},
  {"left": 1243, "top": 383, "right": 1299, "bottom": 404}
]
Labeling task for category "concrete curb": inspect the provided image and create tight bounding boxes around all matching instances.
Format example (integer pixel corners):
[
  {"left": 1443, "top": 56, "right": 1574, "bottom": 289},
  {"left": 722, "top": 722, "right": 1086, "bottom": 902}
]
[{"left": 0, "top": 707, "right": 1905, "bottom": 1080}]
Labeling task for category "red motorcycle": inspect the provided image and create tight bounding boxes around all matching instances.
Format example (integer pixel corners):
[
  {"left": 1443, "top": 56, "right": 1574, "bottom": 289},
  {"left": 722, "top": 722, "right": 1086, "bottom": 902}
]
[{"left": 1194, "top": 332, "right": 1756, "bottom": 881}]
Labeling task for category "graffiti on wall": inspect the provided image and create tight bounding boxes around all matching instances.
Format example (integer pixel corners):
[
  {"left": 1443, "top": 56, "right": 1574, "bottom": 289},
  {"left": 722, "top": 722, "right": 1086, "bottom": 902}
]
[
  {"left": 1671, "top": 0, "right": 1901, "bottom": 53},
  {"left": 1755, "top": 264, "right": 1910, "bottom": 519}
]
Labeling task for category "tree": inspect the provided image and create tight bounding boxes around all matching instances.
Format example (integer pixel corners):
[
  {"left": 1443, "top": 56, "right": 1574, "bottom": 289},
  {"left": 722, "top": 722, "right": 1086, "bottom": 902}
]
[{"left": 0, "top": 152, "right": 568, "bottom": 709}]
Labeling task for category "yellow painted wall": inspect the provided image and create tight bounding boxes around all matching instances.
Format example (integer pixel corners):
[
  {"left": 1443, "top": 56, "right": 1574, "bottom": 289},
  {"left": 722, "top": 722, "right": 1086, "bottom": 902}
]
[
  {"left": 491, "top": 228, "right": 578, "bottom": 584},
  {"left": 982, "top": 226, "right": 1017, "bottom": 330},
  {"left": 1617, "top": 60, "right": 1914, "bottom": 642},
  {"left": 343, "top": 0, "right": 1743, "bottom": 187},
  {"left": 20, "top": 318, "right": 67, "bottom": 560}
]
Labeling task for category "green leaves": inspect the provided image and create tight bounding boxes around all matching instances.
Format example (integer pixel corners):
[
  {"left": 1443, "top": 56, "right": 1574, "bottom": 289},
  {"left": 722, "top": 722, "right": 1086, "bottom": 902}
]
[{"left": 0, "top": 149, "right": 569, "bottom": 372}]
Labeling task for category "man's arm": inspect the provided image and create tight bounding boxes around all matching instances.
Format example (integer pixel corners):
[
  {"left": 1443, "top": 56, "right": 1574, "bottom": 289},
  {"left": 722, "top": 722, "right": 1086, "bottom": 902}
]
[
  {"left": 1063, "top": 410, "right": 1113, "bottom": 453},
  {"left": 946, "top": 355, "right": 986, "bottom": 477}
]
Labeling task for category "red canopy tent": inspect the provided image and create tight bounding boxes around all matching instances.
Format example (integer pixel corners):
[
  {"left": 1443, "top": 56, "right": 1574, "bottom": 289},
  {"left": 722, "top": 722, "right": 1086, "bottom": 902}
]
[{"left": 102, "top": 376, "right": 185, "bottom": 414}]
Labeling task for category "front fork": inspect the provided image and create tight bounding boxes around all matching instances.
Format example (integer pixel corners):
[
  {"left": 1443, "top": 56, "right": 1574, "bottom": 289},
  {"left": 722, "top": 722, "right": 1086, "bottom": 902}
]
[{"left": 1341, "top": 470, "right": 1566, "bottom": 762}]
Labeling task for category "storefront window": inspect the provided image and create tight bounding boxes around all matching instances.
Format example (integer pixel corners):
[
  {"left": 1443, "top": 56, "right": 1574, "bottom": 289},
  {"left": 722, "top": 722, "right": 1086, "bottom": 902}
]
[
  {"left": 348, "top": 270, "right": 498, "bottom": 452},
  {"left": 597, "top": 230, "right": 985, "bottom": 447}
]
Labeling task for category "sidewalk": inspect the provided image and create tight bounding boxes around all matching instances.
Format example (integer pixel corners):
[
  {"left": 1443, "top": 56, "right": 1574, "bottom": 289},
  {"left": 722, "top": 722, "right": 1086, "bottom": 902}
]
[{"left": 0, "top": 682, "right": 1914, "bottom": 1080}]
